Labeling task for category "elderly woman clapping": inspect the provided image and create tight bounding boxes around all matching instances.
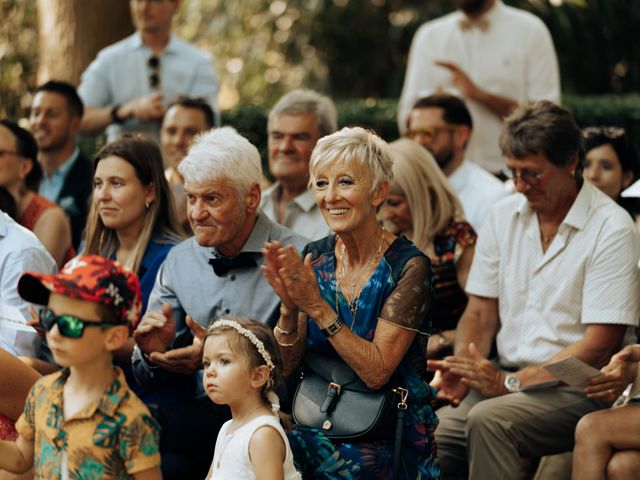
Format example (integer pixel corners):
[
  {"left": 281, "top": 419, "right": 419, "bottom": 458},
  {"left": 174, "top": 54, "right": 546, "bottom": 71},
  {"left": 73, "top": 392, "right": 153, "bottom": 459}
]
[{"left": 262, "top": 127, "right": 440, "bottom": 479}]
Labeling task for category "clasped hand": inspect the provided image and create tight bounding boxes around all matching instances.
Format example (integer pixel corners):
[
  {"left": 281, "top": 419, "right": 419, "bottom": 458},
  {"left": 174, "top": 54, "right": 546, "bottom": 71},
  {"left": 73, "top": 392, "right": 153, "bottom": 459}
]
[
  {"left": 428, "top": 343, "right": 506, "bottom": 405},
  {"left": 584, "top": 345, "right": 640, "bottom": 402},
  {"left": 134, "top": 303, "right": 207, "bottom": 374},
  {"left": 261, "top": 241, "right": 322, "bottom": 315}
]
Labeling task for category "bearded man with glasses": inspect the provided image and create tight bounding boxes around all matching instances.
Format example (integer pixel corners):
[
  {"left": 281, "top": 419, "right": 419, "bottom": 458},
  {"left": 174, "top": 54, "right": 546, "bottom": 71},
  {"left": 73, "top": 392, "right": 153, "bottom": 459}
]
[
  {"left": 428, "top": 100, "right": 640, "bottom": 480},
  {"left": 78, "top": 0, "right": 219, "bottom": 143}
]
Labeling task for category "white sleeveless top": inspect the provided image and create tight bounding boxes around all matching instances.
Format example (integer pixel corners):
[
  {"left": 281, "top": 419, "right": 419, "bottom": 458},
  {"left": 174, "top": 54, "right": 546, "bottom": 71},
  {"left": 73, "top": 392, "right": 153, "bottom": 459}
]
[{"left": 208, "top": 415, "right": 301, "bottom": 479}]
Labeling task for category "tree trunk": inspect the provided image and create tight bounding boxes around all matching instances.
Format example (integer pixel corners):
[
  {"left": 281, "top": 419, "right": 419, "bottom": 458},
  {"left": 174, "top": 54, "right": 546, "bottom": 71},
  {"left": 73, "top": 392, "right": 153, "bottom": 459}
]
[{"left": 37, "top": 0, "right": 134, "bottom": 86}]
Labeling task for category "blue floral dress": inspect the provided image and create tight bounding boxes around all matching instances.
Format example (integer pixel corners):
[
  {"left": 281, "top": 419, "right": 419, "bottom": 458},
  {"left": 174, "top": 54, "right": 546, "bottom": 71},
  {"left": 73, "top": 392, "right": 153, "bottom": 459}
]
[{"left": 288, "top": 235, "right": 441, "bottom": 479}]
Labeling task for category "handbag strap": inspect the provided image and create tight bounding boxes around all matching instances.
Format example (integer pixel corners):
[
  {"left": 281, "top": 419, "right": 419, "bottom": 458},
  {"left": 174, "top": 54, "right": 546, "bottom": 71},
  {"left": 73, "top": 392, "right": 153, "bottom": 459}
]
[{"left": 391, "top": 387, "right": 408, "bottom": 480}]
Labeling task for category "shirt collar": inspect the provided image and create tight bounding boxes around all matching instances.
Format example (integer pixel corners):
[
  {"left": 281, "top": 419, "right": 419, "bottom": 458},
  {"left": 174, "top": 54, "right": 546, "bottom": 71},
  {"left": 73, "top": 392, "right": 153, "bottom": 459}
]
[
  {"left": 0, "top": 211, "right": 9, "bottom": 239},
  {"left": 46, "top": 147, "right": 80, "bottom": 181},
  {"left": 264, "top": 182, "right": 317, "bottom": 213},
  {"left": 54, "top": 367, "right": 129, "bottom": 420},
  {"left": 516, "top": 181, "right": 591, "bottom": 231},
  {"left": 131, "top": 31, "right": 179, "bottom": 55}
]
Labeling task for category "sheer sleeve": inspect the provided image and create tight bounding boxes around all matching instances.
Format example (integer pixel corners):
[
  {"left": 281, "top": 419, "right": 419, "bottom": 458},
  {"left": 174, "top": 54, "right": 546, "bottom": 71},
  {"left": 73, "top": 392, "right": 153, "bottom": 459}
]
[{"left": 379, "top": 255, "right": 433, "bottom": 335}]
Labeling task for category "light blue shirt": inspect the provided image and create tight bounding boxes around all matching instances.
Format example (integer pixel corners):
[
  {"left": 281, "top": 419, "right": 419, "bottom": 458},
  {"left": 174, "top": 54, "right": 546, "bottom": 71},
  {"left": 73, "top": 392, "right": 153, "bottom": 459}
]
[
  {"left": 0, "top": 212, "right": 56, "bottom": 357},
  {"left": 38, "top": 147, "right": 80, "bottom": 203},
  {"left": 132, "top": 213, "right": 309, "bottom": 399},
  {"left": 78, "top": 32, "right": 219, "bottom": 142}
]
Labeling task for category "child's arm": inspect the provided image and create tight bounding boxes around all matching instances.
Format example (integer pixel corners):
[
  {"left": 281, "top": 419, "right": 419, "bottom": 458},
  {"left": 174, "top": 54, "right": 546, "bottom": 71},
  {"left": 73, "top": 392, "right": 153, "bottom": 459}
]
[
  {"left": 132, "top": 467, "right": 162, "bottom": 480},
  {"left": 249, "top": 426, "right": 286, "bottom": 480},
  {"left": 0, "top": 435, "right": 34, "bottom": 473}
]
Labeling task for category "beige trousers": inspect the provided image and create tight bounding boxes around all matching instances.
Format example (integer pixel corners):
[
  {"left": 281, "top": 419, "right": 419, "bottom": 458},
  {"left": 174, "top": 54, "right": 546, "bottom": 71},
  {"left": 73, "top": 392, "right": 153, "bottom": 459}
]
[{"left": 435, "top": 387, "right": 605, "bottom": 480}]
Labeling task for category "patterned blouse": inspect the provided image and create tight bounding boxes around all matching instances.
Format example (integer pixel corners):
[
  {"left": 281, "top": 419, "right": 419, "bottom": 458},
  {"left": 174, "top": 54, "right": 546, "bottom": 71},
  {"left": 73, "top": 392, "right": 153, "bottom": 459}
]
[
  {"left": 425, "top": 219, "right": 477, "bottom": 333},
  {"left": 16, "top": 367, "right": 160, "bottom": 479}
]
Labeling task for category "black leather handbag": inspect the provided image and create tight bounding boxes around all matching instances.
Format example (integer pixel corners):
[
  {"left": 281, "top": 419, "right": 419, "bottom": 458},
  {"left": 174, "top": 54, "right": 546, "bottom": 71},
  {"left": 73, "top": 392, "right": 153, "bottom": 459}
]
[{"left": 292, "top": 352, "right": 407, "bottom": 443}]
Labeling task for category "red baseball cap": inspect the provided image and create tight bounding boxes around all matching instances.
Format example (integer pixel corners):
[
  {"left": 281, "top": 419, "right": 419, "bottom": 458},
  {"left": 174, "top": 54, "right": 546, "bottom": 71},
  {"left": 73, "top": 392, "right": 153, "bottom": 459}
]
[{"left": 18, "top": 255, "right": 142, "bottom": 327}]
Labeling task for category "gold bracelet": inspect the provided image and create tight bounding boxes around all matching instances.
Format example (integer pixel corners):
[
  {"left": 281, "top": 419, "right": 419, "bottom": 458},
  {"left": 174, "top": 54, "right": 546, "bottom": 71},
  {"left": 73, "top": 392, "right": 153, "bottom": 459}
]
[
  {"left": 274, "top": 324, "right": 297, "bottom": 336},
  {"left": 273, "top": 325, "right": 300, "bottom": 347}
]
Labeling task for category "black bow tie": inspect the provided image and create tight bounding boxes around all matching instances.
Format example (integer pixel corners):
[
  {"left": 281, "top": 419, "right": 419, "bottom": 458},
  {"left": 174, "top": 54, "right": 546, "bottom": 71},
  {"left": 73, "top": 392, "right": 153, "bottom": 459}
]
[{"left": 208, "top": 252, "right": 257, "bottom": 276}]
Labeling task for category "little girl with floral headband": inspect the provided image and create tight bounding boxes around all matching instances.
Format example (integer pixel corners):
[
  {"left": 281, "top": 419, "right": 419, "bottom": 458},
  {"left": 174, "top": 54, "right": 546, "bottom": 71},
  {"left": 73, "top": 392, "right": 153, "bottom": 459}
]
[{"left": 202, "top": 317, "right": 301, "bottom": 479}]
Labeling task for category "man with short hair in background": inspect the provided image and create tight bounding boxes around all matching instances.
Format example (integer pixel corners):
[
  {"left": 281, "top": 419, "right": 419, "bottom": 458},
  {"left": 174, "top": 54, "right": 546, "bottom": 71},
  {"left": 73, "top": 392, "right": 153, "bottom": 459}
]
[
  {"left": 78, "top": 0, "right": 219, "bottom": 142},
  {"left": 30, "top": 80, "right": 93, "bottom": 249},
  {"left": 161, "top": 96, "right": 215, "bottom": 230},
  {"left": 262, "top": 89, "right": 337, "bottom": 240},
  {"left": 406, "top": 94, "right": 507, "bottom": 231}
]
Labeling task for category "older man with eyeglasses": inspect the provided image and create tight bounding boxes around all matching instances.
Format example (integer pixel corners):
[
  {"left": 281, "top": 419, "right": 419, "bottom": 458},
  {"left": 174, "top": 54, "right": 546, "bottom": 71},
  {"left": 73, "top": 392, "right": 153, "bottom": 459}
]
[
  {"left": 78, "top": 0, "right": 219, "bottom": 142},
  {"left": 428, "top": 101, "right": 640, "bottom": 480},
  {"left": 406, "top": 93, "right": 507, "bottom": 231}
]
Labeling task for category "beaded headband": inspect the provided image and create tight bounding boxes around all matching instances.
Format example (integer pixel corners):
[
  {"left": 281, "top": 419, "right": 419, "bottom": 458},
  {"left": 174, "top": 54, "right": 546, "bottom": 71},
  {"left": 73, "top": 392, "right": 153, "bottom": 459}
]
[{"left": 212, "top": 319, "right": 275, "bottom": 371}]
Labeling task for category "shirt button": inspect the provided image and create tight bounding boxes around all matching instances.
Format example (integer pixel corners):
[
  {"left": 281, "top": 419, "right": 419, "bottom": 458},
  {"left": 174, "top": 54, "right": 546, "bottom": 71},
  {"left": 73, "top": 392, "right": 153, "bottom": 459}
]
[
  {"left": 225, "top": 309, "right": 230, "bottom": 314},
  {"left": 230, "top": 275, "right": 236, "bottom": 281}
]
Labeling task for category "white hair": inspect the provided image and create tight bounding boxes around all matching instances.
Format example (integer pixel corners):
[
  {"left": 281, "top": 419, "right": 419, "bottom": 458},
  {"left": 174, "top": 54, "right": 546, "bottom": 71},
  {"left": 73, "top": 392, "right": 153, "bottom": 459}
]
[
  {"left": 178, "top": 127, "right": 262, "bottom": 195},
  {"left": 309, "top": 126, "right": 393, "bottom": 193}
]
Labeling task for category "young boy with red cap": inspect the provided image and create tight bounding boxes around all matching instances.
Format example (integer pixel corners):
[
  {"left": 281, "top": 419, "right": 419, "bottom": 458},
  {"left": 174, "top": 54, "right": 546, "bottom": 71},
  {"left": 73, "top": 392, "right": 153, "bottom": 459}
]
[{"left": 0, "top": 255, "right": 161, "bottom": 479}]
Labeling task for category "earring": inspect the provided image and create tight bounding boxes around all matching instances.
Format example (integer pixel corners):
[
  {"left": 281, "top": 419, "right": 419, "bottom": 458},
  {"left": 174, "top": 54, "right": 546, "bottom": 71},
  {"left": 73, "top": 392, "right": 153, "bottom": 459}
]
[{"left": 145, "top": 201, "right": 150, "bottom": 209}]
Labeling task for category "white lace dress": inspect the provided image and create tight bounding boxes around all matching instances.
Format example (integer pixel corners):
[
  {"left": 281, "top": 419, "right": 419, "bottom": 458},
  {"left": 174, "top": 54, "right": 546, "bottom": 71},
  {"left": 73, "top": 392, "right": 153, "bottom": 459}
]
[{"left": 207, "top": 414, "right": 301, "bottom": 479}]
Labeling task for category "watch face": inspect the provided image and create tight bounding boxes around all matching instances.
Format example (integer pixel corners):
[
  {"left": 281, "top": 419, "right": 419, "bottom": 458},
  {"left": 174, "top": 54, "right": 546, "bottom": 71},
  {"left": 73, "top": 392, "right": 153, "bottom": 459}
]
[{"left": 505, "top": 374, "right": 520, "bottom": 391}]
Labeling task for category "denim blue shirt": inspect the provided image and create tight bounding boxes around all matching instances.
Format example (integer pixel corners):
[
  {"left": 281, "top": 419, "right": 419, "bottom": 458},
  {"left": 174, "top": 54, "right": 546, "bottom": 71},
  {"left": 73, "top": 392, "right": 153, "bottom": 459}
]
[
  {"left": 38, "top": 147, "right": 80, "bottom": 203},
  {"left": 78, "top": 32, "right": 219, "bottom": 142}
]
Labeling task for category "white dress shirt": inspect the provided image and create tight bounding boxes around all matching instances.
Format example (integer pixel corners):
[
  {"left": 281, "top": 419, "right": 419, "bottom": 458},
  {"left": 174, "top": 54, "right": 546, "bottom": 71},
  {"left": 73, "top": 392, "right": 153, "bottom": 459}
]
[
  {"left": 466, "top": 182, "right": 640, "bottom": 368},
  {"left": 261, "top": 182, "right": 331, "bottom": 241},
  {"left": 0, "top": 212, "right": 57, "bottom": 357},
  {"left": 448, "top": 160, "right": 509, "bottom": 232},
  {"left": 399, "top": 1, "right": 560, "bottom": 173}
]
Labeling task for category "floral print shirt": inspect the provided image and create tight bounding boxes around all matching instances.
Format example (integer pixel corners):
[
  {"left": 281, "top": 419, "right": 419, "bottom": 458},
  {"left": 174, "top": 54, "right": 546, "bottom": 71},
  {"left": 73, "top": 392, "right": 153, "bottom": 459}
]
[{"left": 16, "top": 367, "right": 160, "bottom": 479}]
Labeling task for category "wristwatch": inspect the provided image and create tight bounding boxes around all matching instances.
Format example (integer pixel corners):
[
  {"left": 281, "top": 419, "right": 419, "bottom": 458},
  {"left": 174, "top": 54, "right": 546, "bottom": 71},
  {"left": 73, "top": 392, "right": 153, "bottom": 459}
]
[{"left": 503, "top": 373, "right": 521, "bottom": 393}]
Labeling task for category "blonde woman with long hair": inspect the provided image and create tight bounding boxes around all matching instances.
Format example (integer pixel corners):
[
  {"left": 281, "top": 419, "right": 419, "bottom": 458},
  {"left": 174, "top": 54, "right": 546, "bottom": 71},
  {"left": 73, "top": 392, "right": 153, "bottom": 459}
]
[{"left": 382, "top": 138, "right": 476, "bottom": 358}]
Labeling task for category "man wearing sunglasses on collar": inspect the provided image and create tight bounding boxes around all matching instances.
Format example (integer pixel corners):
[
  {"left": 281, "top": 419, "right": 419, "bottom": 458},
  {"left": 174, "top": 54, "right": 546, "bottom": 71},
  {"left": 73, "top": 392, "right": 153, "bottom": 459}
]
[
  {"left": 4, "top": 255, "right": 162, "bottom": 479},
  {"left": 428, "top": 101, "right": 640, "bottom": 479},
  {"left": 78, "top": 0, "right": 219, "bottom": 143}
]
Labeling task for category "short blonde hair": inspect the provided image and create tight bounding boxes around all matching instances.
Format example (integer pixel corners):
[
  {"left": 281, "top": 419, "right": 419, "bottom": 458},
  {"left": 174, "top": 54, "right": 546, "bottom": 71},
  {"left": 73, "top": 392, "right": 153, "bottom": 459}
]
[
  {"left": 309, "top": 127, "right": 393, "bottom": 193},
  {"left": 388, "top": 139, "right": 464, "bottom": 250}
]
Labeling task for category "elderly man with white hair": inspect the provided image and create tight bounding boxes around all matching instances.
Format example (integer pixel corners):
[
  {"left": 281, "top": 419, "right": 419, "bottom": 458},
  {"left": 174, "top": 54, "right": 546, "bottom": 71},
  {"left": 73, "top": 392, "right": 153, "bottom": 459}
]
[{"left": 132, "top": 127, "right": 308, "bottom": 479}]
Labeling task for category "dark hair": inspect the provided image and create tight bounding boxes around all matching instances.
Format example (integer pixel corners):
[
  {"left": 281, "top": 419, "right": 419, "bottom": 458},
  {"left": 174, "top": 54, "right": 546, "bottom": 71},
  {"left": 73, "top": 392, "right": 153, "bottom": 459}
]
[
  {"left": 583, "top": 126, "right": 640, "bottom": 215},
  {"left": 204, "top": 317, "right": 284, "bottom": 407},
  {"left": 83, "top": 133, "right": 183, "bottom": 273},
  {"left": 166, "top": 96, "right": 216, "bottom": 128},
  {"left": 0, "top": 119, "right": 42, "bottom": 191},
  {"left": 410, "top": 94, "right": 473, "bottom": 130},
  {"left": 500, "top": 100, "right": 584, "bottom": 180},
  {"left": 0, "top": 186, "right": 17, "bottom": 219},
  {"left": 35, "top": 80, "right": 84, "bottom": 118}
]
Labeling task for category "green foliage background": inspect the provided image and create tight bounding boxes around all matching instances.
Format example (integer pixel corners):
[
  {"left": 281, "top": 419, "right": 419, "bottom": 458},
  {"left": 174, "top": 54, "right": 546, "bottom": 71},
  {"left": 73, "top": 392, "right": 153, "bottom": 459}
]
[{"left": 2, "top": 0, "right": 640, "bottom": 139}]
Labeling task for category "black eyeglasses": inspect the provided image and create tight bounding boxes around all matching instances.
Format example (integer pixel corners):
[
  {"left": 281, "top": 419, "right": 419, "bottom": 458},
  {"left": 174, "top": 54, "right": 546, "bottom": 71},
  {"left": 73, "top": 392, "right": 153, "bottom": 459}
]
[
  {"left": 583, "top": 126, "right": 626, "bottom": 140},
  {"left": 148, "top": 56, "right": 160, "bottom": 89},
  {"left": 39, "top": 307, "right": 121, "bottom": 339}
]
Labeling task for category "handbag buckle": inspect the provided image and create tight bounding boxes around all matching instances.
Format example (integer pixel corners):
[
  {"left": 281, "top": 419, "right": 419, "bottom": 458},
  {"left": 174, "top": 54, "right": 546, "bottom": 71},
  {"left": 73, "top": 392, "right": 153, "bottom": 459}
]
[
  {"left": 320, "top": 382, "right": 342, "bottom": 413},
  {"left": 393, "top": 387, "right": 408, "bottom": 410},
  {"left": 329, "top": 382, "right": 342, "bottom": 395}
]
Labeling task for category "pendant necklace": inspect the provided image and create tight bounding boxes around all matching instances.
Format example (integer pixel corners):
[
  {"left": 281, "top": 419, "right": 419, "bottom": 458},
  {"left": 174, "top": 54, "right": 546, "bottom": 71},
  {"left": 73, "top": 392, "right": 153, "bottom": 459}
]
[{"left": 335, "top": 229, "right": 385, "bottom": 327}]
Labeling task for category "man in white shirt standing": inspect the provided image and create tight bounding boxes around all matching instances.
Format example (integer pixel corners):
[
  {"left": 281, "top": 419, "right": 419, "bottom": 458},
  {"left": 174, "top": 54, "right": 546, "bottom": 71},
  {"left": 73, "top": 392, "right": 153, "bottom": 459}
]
[
  {"left": 261, "top": 89, "right": 336, "bottom": 240},
  {"left": 406, "top": 94, "right": 507, "bottom": 231},
  {"left": 429, "top": 101, "right": 640, "bottom": 479},
  {"left": 398, "top": 0, "right": 560, "bottom": 174}
]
